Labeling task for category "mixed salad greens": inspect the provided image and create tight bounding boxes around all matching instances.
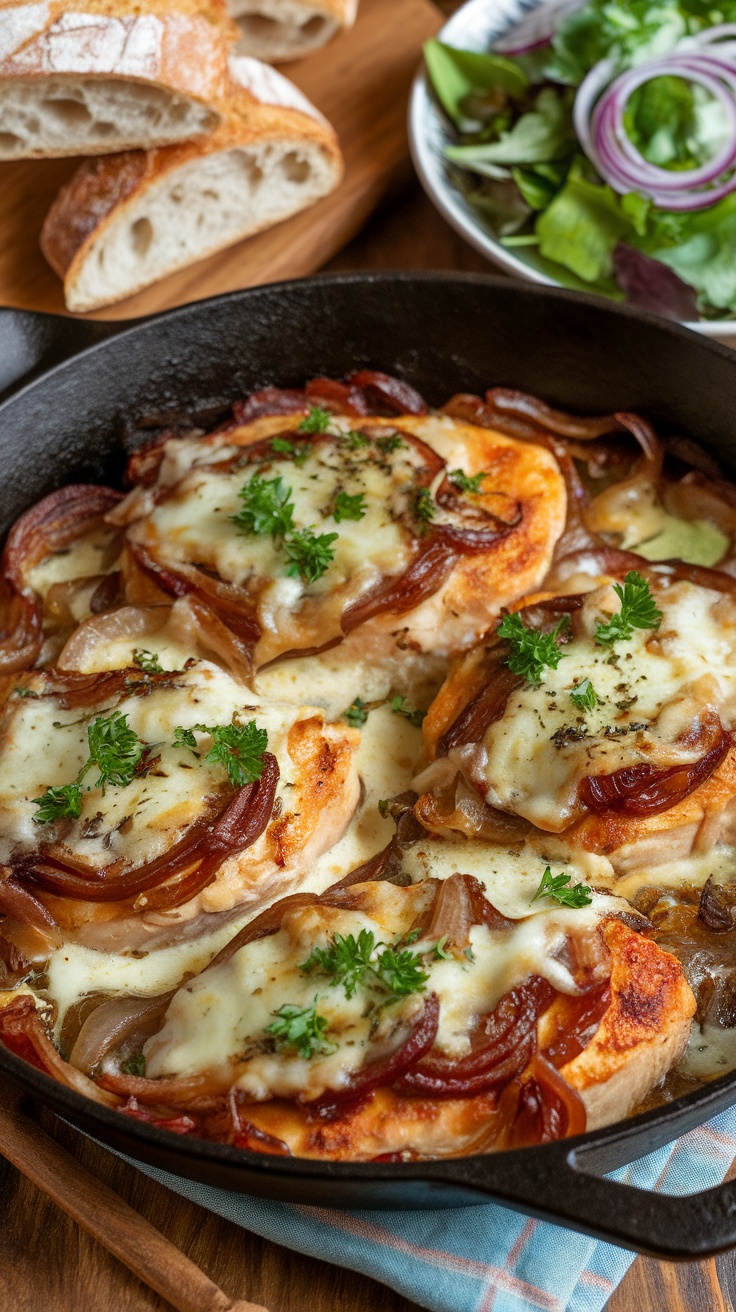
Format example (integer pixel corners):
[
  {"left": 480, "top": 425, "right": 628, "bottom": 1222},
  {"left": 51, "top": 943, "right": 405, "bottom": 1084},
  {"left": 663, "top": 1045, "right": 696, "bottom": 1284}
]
[{"left": 425, "top": 0, "right": 736, "bottom": 319}]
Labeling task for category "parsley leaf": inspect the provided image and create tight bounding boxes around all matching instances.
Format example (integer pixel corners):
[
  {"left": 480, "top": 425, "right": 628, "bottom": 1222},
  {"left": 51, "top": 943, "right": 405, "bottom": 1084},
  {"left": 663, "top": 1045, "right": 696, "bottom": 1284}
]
[
  {"left": 390, "top": 694, "right": 425, "bottom": 728},
  {"left": 121, "top": 1052, "right": 146, "bottom": 1077},
  {"left": 375, "top": 434, "right": 405, "bottom": 454},
  {"left": 569, "top": 678, "right": 602, "bottom": 713},
  {"left": 497, "top": 612, "right": 568, "bottom": 685},
  {"left": 301, "top": 929, "right": 375, "bottom": 999},
  {"left": 298, "top": 407, "right": 332, "bottom": 434},
  {"left": 300, "top": 930, "right": 429, "bottom": 1005},
  {"left": 271, "top": 437, "right": 310, "bottom": 467},
  {"left": 32, "top": 783, "right": 82, "bottom": 825},
  {"left": 15, "top": 686, "right": 37, "bottom": 699},
  {"left": 412, "top": 487, "right": 436, "bottom": 532},
  {"left": 232, "top": 472, "right": 295, "bottom": 538},
  {"left": 449, "top": 468, "right": 487, "bottom": 495},
  {"left": 132, "top": 648, "right": 163, "bottom": 675},
  {"left": 372, "top": 944, "right": 429, "bottom": 998},
  {"left": 265, "top": 998, "right": 336, "bottom": 1059},
  {"left": 183, "top": 720, "right": 268, "bottom": 788},
  {"left": 284, "top": 528, "right": 338, "bottom": 584},
  {"left": 173, "top": 726, "right": 197, "bottom": 750},
  {"left": 343, "top": 698, "right": 369, "bottom": 728},
  {"left": 595, "top": 571, "right": 663, "bottom": 646},
  {"left": 333, "top": 490, "right": 366, "bottom": 523},
  {"left": 532, "top": 866, "right": 592, "bottom": 909},
  {"left": 84, "top": 711, "right": 145, "bottom": 791},
  {"left": 343, "top": 430, "right": 369, "bottom": 450}
]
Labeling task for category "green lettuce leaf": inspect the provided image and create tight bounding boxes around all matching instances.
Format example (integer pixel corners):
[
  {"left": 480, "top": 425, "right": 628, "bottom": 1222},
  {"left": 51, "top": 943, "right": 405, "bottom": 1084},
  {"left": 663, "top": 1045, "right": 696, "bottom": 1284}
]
[
  {"left": 642, "top": 194, "right": 736, "bottom": 312},
  {"left": 424, "top": 39, "right": 528, "bottom": 129},
  {"left": 536, "top": 165, "right": 633, "bottom": 281},
  {"left": 445, "top": 88, "right": 573, "bottom": 169}
]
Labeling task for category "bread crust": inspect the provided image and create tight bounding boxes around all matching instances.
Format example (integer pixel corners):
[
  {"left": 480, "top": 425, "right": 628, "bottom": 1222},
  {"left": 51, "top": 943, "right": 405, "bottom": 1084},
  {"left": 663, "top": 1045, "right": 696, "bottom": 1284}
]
[
  {"left": 40, "top": 72, "right": 341, "bottom": 308},
  {"left": 0, "top": 0, "right": 238, "bottom": 156}
]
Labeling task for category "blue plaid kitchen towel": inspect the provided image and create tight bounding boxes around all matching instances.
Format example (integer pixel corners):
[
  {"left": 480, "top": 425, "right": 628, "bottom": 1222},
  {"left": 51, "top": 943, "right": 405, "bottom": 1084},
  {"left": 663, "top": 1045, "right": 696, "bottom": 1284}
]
[{"left": 130, "top": 1107, "right": 736, "bottom": 1312}]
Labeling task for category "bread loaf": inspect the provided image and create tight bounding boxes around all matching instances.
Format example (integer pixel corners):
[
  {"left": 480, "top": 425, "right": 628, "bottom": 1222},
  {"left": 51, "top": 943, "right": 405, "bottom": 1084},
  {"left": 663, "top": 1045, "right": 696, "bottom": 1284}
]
[
  {"left": 229, "top": 0, "right": 357, "bottom": 62},
  {"left": 0, "top": 0, "right": 238, "bottom": 159},
  {"left": 40, "top": 54, "right": 342, "bottom": 311}
]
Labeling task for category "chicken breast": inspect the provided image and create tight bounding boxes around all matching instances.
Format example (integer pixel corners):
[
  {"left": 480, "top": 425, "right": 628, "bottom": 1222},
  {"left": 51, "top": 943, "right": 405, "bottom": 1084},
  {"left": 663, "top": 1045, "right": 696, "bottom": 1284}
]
[
  {"left": 113, "top": 407, "right": 566, "bottom": 669},
  {"left": 0, "top": 662, "right": 359, "bottom": 947}
]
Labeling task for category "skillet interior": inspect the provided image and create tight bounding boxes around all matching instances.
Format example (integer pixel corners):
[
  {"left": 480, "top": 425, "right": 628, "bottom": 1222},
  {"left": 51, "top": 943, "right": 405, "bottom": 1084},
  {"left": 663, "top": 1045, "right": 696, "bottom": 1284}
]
[{"left": 4, "top": 272, "right": 736, "bottom": 1253}]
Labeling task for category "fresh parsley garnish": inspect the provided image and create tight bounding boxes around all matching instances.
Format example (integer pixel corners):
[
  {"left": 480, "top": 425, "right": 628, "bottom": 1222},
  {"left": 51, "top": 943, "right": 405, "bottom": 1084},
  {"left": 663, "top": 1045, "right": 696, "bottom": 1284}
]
[
  {"left": 174, "top": 720, "right": 267, "bottom": 788},
  {"left": 497, "top": 612, "right": 569, "bottom": 685},
  {"left": 32, "top": 783, "right": 83, "bottom": 825},
  {"left": 449, "top": 468, "right": 487, "bottom": 495},
  {"left": 284, "top": 528, "right": 338, "bottom": 584},
  {"left": 390, "top": 694, "right": 425, "bottom": 728},
  {"left": 595, "top": 571, "right": 662, "bottom": 647},
  {"left": 412, "top": 487, "right": 436, "bottom": 532},
  {"left": 265, "top": 998, "right": 337, "bottom": 1059},
  {"left": 532, "top": 866, "right": 592, "bottom": 909},
  {"left": 343, "top": 698, "right": 369, "bottom": 727},
  {"left": 132, "top": 648, "right": 163, "bottom": 675},
  {"left": 343, "top": 430, "right": 369, "bottom": 450},
  {"left": 569, "top": 678, "right": 602, "bottom": 713},
  {"left": 333, "top": 490, "right": 366, "bottom": 523},
  {"left": 32, "top": 709, "right": 146, "bottom": 823},
  {"left": 232, "top": 472, "right": 295, "bottom": 538},
  {"left": 120, "top": 1052, "right": 146, "bottom": 1077},
  {"left": 15, "top": 686, "right": 37, "bottom": 699},
  {"left": 298, "top": 407, "right": 332, "bottom": 434},
  {"left": 84, "top": 711, "right": 145, "bottom": 791},
  {"left": 173, "top": 725, "right": 198, "bottom": 750},
  {"left": 375, "top": 434, "right": 405, "bottom": 454},
  {"left": 300, "top": 930, "right": 429, "bottom": 1006},
  {"left": 271, "top": 436, "right": 310, "bottom": 466}
]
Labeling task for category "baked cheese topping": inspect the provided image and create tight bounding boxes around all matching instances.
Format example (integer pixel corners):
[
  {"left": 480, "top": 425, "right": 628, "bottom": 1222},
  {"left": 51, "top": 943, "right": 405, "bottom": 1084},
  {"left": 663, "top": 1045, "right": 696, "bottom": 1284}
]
[
  {"left": 143, "top": 881, "right": 615, "bottom": 1099},
  {"left": 471, "top": 579, "right": 736, "bottom": 831},
  {"left": 135, "top": 423, "right": 425, "bottom": 610},
  {"left": 0, "top": 663, "right": 322, "bottom": 872}
]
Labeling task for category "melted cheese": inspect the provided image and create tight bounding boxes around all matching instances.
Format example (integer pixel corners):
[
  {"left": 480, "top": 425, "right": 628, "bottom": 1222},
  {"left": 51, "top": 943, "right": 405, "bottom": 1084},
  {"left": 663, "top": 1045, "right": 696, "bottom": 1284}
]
[
  {"left": 26, "top": 524, "right": 120, "bottom": 597},
  {"left": 0, "top": 663, "right": 316, "bottom": 871},
  {"left": 476, "top": 580, "right": 736, "bottom": 831},
  {"left": 143, "top": 892, "right": 610, "bottom": 1097},
  {"left": 141, "top": 428, "right": 419, "bottom": 614},
  {"left": 679, "top": 1020, "right": 736, "bottom": 1079}
]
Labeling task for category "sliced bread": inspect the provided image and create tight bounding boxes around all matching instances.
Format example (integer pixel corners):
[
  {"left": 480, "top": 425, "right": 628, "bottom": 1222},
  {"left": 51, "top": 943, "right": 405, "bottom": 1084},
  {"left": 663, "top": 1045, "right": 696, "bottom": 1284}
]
[
  {"left": 228, "top": 0, "right": 356, "bottom": 62},
  {"left": 40, "top": 55, "right": 343, "bottom": 311},
  {"left": 0, "top": 0, "right": 238, "bottom": 159}
]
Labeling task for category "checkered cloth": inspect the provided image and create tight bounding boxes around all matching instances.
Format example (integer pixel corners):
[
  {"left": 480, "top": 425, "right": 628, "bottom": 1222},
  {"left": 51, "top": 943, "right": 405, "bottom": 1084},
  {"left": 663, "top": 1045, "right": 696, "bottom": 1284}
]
[{"left": 131, "top": 1108, "right": 736, "bottom": 1312}]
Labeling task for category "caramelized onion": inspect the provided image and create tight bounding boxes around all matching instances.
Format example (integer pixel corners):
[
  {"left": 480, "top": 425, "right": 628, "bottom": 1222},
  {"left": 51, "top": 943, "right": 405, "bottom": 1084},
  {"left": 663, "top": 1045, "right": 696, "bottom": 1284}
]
[
  {"left": 233, "top": 388, "right": 308, "bottom": 423},
  {"left": 347, "top": 371, "right": 428, "bottom": 417},
  {"left": 22, "top": 753, "right": 279, "bottom": 905},
  {"left": 484, "top": 390, "right": 622, "bottom": 441},
  {"left": 424, "top": 873, "right": 515, "bottom": 950},
  {"left": 70, "top": 993, "right": 173, "bottom": 1075},
  {"left": 396, "top": 976, "right": 554, "bottom": 1099},
  {"left": 307, "top": 992, "right": 440, "bottom": 1116},
  {"left": 121, "top": 1097, "right": 197, "bottom": 1134},
  {"left": 3, "top": 484, "right": 123, "bottom": 590},
  {"left": 0, "top": 872, "right": 62, "bottom": 955},
  {"left": 507, "top": 1053, "right": 587, "bottom": 1145},
  {"left": 413, "top": 776, "right": 530, "bottom": 845},
  {"left": 580, "top": 718, "right": 731, "bottom": 817},
  {"left": 0, "top": 994, "right": 120, "bottom": 1106}
]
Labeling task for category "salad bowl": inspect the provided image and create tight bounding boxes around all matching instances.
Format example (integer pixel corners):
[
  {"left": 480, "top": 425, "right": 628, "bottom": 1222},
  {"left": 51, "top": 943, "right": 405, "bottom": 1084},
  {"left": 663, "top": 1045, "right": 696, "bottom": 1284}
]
[{"left": 409, "top": 0, "right": 736, "bottom": 338}]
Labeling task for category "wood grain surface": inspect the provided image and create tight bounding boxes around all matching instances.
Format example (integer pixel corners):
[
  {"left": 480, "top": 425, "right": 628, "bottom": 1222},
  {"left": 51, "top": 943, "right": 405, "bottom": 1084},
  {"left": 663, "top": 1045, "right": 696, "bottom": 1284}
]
[
  {"left": 0, "top": 0, "right": 440, "bottom": 320},
  {"left": 2, "top": 187, "right": 736, "bottom": 1312}
]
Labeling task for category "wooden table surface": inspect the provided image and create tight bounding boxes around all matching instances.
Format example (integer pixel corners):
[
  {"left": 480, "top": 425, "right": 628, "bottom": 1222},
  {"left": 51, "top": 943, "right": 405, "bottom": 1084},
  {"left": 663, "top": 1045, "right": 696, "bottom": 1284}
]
[{"left": 2, "top": 126, "right": 736, "bottom": 1312}]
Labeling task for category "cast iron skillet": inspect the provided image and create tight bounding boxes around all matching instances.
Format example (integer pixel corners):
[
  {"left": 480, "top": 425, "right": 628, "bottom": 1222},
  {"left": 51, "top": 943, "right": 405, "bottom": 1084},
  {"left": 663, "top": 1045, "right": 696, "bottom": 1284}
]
[{"left": 4, "top": 272, "right": 736, "bottom": 1259}]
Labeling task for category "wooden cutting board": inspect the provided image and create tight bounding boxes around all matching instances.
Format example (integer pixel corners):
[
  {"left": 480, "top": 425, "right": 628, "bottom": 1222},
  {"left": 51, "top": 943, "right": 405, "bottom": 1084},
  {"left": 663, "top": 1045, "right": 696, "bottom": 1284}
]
[{"left": 0, "top": 0, "right": 440, "bottom": 321}]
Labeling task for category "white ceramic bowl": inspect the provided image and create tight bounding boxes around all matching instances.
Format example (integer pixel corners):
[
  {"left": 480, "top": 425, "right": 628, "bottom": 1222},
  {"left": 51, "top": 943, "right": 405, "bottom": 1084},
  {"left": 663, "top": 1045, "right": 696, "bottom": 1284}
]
[{"left": 408, "top": 0, "right": 735, "bottom": 338}]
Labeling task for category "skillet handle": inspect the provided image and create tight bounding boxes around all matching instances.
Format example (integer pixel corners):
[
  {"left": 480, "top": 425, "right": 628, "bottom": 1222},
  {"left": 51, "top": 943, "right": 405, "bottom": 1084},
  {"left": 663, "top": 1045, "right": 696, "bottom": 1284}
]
[
  {"left": 0, "top": 307, "right": 126, "bottom": 401},
  {"left": 423, "top": 1138, "right": 736, "bottom": 1260}
]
